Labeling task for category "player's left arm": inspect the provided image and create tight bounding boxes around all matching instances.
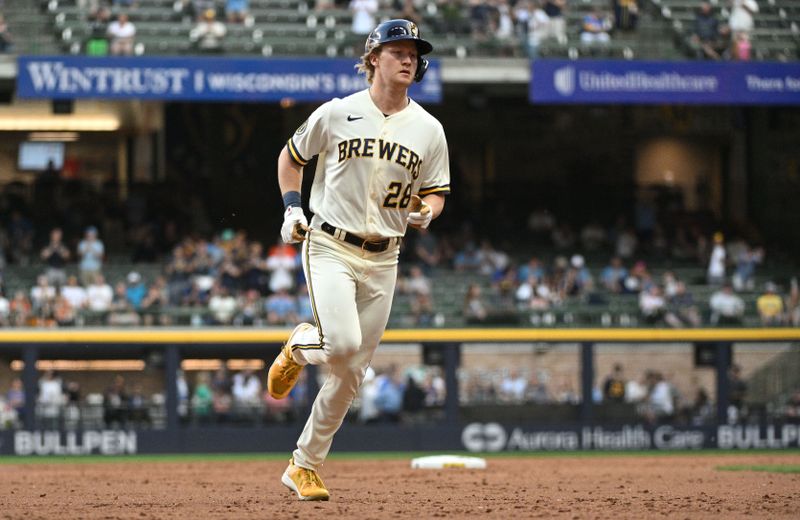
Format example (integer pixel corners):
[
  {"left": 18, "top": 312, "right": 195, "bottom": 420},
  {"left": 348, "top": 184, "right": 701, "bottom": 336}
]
[
  {"left": 410, "top": 124, "right": 450, "bottom": 228},
  {"left": 422, "top": 193, "right": 445, "bottom": 221}
]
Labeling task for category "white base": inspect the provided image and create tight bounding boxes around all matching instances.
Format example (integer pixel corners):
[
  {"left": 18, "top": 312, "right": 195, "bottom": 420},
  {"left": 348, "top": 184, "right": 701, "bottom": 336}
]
[{"left": 410, "top": 455, "right": 487, "bottom": 470}]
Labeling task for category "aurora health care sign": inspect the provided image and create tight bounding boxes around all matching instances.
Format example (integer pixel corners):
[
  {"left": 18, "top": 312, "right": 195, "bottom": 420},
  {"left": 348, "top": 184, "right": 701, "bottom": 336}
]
[{"left": 461, "top": 422, "right": 800, "bottom": 451}]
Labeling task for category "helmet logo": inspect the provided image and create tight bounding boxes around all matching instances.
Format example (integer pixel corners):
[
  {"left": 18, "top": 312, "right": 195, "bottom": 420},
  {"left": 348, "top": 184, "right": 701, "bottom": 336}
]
[
  {"left": 409, "top": 23, "right": 419, "bottom": 37},
  {"left": 387, "top": 26, "right": 408, "bottom": 37}
]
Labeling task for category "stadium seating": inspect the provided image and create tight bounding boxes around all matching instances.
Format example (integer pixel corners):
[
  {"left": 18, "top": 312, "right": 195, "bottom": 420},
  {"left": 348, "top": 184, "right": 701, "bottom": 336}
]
[
  {"left": 388, "top": 262, "right": 777, "bottom": 329},
  {"left": 0, "top": 0, "right": 794, "bottom": 59},
  {"left": 0, "top": 0, "right": 780, "bottom": 60},
  {"left": 3, "top": 256, "right": 786, "bottom": 329},
  {"left": 653, "top": 0, "right": 800, "bottom": 60}
]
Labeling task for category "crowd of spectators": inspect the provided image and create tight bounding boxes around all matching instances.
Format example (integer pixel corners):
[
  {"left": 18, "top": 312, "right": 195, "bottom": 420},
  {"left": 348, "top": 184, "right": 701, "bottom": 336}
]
[
  {"left": 4, "top": 358, "right": 799, "bottom": 429},
  {"left": 1, "top": 171, "right": 798, "bottom": 329},
  {"left": 3, "top": 189, "right": 798, "bottom": 329},
  {"left": 0, "top": 224, "right": 319, "bottom": 327},
  {"left": 404, "top": 205, "right": 798, "bottom": 328},
  {"left": 459, "top": 361, "right": 721, "bottom": 426},
  {"left": 0, "top": 362, "right": 448, "bottom": 428},
  {"left": 66, "top": 0, "right": 642, "bottom": 59},
  {"left": 355, "top": 363, "right": 446, "bottom": 424},
  {"left": 451, "top": 0, "right": 635, "bottom": 57},
  {"left": 0, "top": 364, "right": 312, "bottom": 429},
  {"left": 43, "top": 0, "right": 784, "bottom": 61},
  {"left": 78, "top": 0, "right": 253, "bottom": 55},
  {"left": 456, "top": 357, "right": 800, "bottom": 428},
  {"left": 689, "top": 0, "right": 760, "bottom": 61}
]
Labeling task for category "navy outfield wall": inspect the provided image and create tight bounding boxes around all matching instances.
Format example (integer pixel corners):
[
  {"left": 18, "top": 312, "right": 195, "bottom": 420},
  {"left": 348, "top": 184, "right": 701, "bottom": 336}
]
[
  {"left": 2, "top": 328, "right": 800, "bottom": 456},
  {"left": 3, "top": 423, "right": 799, "bottom": 455}
]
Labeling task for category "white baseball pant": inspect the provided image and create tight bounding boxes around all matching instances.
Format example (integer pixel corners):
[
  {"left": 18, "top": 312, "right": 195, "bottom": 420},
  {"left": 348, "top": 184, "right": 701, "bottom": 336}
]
[{"left": 288, "top": 228, "right": 399, "bottom": 470}]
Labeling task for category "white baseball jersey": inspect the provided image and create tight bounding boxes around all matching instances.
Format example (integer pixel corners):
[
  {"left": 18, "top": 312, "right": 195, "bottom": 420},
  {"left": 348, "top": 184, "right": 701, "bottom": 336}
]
[{"left": 286, "top": 89, "right": 450, "bottom": 238}]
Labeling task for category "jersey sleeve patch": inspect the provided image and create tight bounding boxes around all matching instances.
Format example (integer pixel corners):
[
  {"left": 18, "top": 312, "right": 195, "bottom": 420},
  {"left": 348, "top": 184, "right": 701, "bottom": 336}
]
[
  {"left": 418, "top": 184, "right": 450, "bottom": 196},
  {"left": 287, "top": 138, "right": 309, "bottom": 166}
]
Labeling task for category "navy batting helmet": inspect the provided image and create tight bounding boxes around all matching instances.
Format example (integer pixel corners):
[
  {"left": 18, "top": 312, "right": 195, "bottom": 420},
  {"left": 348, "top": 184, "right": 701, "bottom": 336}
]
[{"left": 365, "top": 19, "right": 433, "bottom": 82}]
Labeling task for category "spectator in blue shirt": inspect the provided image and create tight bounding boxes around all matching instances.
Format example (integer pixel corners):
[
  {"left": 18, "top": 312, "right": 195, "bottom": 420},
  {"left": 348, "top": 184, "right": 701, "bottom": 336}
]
[
  {"left": 225, "top": 0, "right": 249, "bottom": 23},
  {"left": 78, "top": 226, "right": 105, "bottom": 286},
  {"left": 517, "top": 257, "right": 545, "bottom": 284},
  {"left": 125, "top": 271, "right": 147, "bottom": 310},
  {"left": 374, "top": 364, "right": 405, "bottom": 423},
  {"left": 265, "top": 288, "right": 298, "bottom": 325},
  {"left": 581, "top": 7, "right": 611, "bottom": 44},
  {"left": 295, "top": 284, "right": 314, "bottom": 323},
  {"left": 601, "top": 257, "right": 628, "bottom": 293}
]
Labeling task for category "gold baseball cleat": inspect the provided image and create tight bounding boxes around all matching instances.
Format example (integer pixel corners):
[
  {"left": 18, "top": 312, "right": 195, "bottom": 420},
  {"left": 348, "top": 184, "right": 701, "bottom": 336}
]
[
  {"left": 281, "top": 458, "right": 330, "bottom": 501},
  {"left": 267, "top": 323, "right": 313, "bottom": 399}
]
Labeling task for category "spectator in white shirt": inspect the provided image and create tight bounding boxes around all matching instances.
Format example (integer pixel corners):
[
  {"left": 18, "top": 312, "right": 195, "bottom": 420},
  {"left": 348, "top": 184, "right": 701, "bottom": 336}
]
[
  {"left": 647, "top": 371, "right": 675, "bottom": 421},
  {"left": 38, "top": 370, "right": 64, "bottom": 428},
  {"left": 639, "top": 285, "right": 666, "bottom": 325},
  {"left": 60, "top": 275, "right": 88, "bottom": 311},
  {"left": 232, "top": 369, "right": 262, "bottom": 407},
  {"left": 729, "top": 0, "right": 758, "bottom": 36},
  {"left": 350, "top": 0, "right": 378, "bottom": 35},
  {"left": 403, "top": 265, "right": 432, "bottom": 296},
  {"left": 526, "top": 0, "right": 551, "bottom": 57},
  {"left": 30, "top": 275, "right": 57, "bottom": 311},
  {"left": 707, "top": 231, "right": 726, "bottom": 285},
  {"left": 190, "top": 9, "right": 227, "bottom": 53},
  {"left": 499, "top": 368, "right": 528, "bottom": 402},
  {"left": 107, "top": 13, "right": 136, "bottom": 56},
  {"left": 709, "top": 282, "right": 745, "bottom": 325},
  {"left": 86, "top": 274, "right": 114, "bottom": 312},
  {"left": 0, "top": 289, "right": 9, "bottom": 326},
  {"left": 208, "top": 284, "right": 238, "bottom": 324}
]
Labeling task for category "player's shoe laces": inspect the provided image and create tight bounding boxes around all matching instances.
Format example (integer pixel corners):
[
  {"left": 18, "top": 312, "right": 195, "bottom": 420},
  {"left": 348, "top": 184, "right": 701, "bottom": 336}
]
[
  {"left": 267, "top": 323, "right": 312, "bottom": 399},
  {"left": 281, "top": 458, "right": 330, "bottom": 501}
]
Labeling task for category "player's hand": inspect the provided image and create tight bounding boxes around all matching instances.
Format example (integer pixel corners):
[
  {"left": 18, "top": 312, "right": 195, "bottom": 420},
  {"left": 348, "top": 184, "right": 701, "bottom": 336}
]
[
  {"left": 281, "top": 206, "right": 309, "bottom": 243},
  {"left": 407, "top": 195, "right": 432, "bottom": 230}
]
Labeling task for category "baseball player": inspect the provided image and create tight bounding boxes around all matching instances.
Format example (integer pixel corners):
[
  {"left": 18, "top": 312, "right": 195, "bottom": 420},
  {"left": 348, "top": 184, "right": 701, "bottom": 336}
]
[{"left": 267, "top": 19, "right": 450, "bottom": 501}]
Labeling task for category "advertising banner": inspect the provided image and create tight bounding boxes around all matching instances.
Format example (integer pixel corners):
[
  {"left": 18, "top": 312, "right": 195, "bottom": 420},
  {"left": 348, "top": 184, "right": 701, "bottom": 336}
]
[
  {"left": 461, "top": 422, "right": 800, "bottom": 451},
  {"left": 530, "top": 59, "right": 800, "bottom": 105},
  {"left": 3, "top": 423, "right": 798, "bottom": 455},
  {"left": 16, "top": 56, "right": 442, "bottom": 103}
]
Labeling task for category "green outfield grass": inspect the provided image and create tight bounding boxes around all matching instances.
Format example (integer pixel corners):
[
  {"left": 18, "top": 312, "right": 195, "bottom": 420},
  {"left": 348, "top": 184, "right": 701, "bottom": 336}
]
[
  {"left": 1, "top": 449, "right": 799, "bottom": 465},
  {"left": 717, "top": 464, "right": 800, "bottom": 474}
]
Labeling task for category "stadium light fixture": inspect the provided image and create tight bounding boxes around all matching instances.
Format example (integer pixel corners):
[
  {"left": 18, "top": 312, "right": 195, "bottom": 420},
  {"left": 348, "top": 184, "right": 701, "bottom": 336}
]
[
  {"left": 28, "top": 131, "right": 80, "bottom": 142},
  {"left": 11, "top": 360, "right": 146, "bottom": 371},
  {"left": 0, "top": 115, "right": 120, "bottom": 131},
  {"left": 180, "top": 359, "right": 265, "bottom": 371}
]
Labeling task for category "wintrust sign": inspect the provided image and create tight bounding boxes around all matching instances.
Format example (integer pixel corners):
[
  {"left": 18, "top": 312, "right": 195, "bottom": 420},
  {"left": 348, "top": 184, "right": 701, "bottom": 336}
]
[{"left": 16, "top": 56, "right": 442, "bottom": 103}]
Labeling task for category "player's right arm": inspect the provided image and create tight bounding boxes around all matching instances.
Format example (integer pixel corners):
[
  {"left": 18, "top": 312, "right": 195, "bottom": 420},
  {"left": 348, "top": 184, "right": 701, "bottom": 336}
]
[
  {"left": 278, "top": 145, "right": 309, "bottom": 244},
  {"left": 278, "top": 146, "right": 303, "bottom": 197},
  {"left": 277, "top": 103, "right": 331, "bottom": 243}
]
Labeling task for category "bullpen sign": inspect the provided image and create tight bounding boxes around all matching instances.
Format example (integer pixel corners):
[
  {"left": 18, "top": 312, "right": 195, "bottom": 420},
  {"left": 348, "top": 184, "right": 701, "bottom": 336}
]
[
  {"left": 14, "top": 430, "right": 137, "bottom": 455},
  {"left": 16, "top": 56, "right": 442, "bottom": 103},
  {"left": 530, "top": 59, "right": 800, "bottom": 105}
]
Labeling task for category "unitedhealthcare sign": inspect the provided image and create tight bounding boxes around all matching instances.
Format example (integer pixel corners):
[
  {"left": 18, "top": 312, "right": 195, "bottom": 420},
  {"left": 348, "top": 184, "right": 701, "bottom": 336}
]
[
  {"left": 16, "top": 56, "right": 442, "bottom": 103},
  {"left": 531, "top": 59, "right": 800, "bottom": 105}
]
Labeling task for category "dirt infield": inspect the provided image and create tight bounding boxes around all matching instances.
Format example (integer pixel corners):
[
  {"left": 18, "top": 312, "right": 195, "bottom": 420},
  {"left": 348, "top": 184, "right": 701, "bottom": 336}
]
[{"left": 2, "top": 453, "right": 799, "bottom": 519}]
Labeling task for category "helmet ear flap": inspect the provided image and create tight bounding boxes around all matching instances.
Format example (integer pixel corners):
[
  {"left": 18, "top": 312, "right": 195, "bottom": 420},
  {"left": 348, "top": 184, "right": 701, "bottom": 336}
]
[{"left": 415, "top": 57, "right": 428, "bottom": 83}]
